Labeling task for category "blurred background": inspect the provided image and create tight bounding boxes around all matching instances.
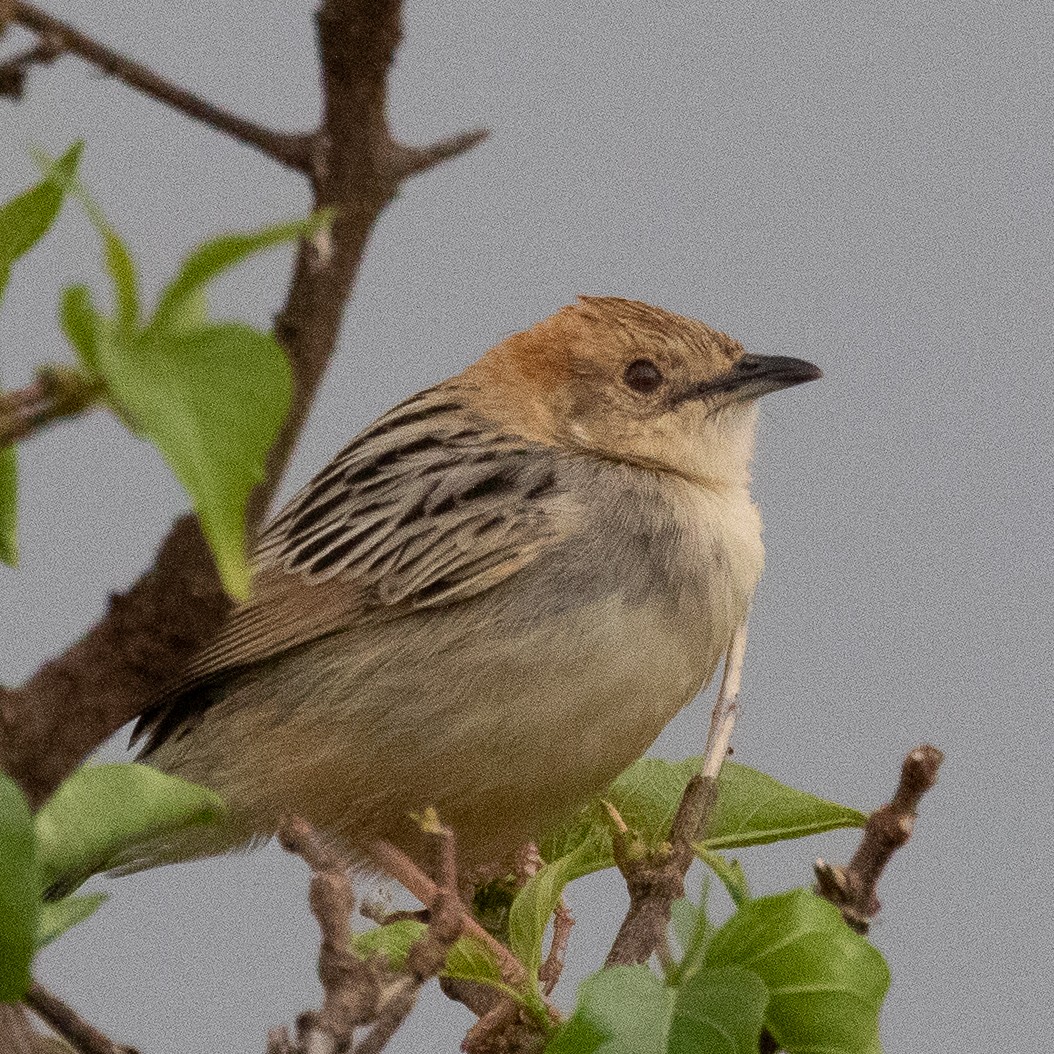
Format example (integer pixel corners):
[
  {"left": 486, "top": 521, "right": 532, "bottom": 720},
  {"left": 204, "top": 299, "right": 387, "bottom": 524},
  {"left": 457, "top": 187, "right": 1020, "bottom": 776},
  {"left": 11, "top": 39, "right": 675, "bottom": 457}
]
[{"left": 2, "top": 1, "right": 1050, "bottom": 1050}]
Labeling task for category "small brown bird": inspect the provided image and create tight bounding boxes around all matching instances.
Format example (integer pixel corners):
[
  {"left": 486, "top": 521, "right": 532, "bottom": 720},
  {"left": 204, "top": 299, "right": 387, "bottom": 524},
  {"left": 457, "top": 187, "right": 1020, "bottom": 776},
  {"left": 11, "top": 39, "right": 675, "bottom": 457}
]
[{"left": 132, "top": 297, "right": 820, "bottom": 872}]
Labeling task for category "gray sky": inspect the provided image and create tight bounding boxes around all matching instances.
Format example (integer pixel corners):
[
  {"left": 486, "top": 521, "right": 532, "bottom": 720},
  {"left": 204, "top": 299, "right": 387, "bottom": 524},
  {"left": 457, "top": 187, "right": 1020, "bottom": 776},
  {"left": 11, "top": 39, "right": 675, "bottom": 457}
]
[{"left": 2, "top": 1, "right": 1050, "bottom": 1051}]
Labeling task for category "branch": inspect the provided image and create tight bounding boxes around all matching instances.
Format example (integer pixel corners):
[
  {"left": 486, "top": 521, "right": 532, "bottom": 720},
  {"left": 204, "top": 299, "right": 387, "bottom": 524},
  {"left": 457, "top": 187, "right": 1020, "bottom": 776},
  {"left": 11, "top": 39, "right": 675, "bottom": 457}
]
[
  {"left": 275, "top": 817, "right": 380, "bottom": 1052},
  {"left": 0, "top": 34, "right": 61, "bottom": 100},
  {"left": 462, "top": 999, "right": 550, "bottom": 1054},
  {"left": 276, "top": 815, "right": 517, "bottom": 1054},
  {"left": 606, "top": 623, "right": 748, "bottom": 966},
  {"left": 538, "top": 899, "right": 574, "bottom": 996},
  {"left": 354, "top": 815, "right": 464, "bottom": 1054},
  {"left": 7, "top": 2, "right": 314, "bottom": 171},
  {"left": 22, "top": 981, "right": 137, "bottom": 1054},
  {"left": 814, "top": 744, "right": 944, "bottom": 933},
  {"left": 0, "top": 0, "right": 487, "bottom": 808},
  {"left": 0, "top": 1006, "right": 35, "bottom": 1054},
  {"left": 0, "top": 366, "right": 102, "bottom": 449},
  {"left": 370, "top": 838, "right": 528, "bottom": 989}
]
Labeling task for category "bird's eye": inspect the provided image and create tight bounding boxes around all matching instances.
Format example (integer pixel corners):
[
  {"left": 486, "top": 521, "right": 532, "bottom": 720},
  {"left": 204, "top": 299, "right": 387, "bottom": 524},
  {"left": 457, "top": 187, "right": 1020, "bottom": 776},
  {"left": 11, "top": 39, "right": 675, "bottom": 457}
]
[{"left": 624, "top": 358, "right": 664, "bottom": 394}]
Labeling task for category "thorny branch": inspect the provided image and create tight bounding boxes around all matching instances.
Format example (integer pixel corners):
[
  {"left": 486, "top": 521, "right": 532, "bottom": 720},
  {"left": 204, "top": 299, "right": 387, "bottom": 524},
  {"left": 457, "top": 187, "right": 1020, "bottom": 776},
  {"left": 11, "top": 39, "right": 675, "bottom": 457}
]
[
  {"left": 605, "top": 623, "right": 747, "bottom": 967},
  {"left": 0, "top": 0, "right": 487, "bottom": 809},
  {"left": 815, "top": 744, "right": 944, "bottom": 933}
]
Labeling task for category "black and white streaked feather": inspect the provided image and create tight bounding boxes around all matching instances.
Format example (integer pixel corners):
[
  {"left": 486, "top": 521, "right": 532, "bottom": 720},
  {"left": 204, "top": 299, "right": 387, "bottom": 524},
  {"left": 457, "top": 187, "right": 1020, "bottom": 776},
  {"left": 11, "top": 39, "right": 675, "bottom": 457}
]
[{"left": 132, "top": 383, "right": 570, "bottom": 754}]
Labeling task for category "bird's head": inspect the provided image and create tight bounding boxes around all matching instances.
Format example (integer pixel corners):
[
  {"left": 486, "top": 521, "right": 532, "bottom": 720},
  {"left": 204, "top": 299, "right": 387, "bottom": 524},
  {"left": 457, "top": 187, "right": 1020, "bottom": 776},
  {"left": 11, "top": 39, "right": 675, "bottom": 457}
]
[{"left": 465, "top": 296, "right": 821, "bottom": 488}]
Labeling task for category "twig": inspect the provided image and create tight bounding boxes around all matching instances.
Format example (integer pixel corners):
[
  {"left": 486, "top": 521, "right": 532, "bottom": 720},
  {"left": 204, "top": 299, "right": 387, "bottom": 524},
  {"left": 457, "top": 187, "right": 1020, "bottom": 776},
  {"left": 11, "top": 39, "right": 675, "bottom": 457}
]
[
  {"left": 370, "top": 839, "right": 528, "bottom": 988},
  {"left": 0, "top": 1006, "right": 36, "bottom": 1054},
  {"left": 0, "top": 34, "right": 60, "bottom": 100},
  {"left": 388, "top": 128, "right": 490, "bottom": 180},
  {"left": 278, "top": 817, "right": 379, "bottom": 1050},
  {"left": 22, "top": 981, "right": 137, "bottom": 1054},
  {"left": 462, "top": 999, "right": 549, "bottom": 1054},
  {"left": 0, "top": 366, "right": 103, "bottom": 449},
  {"left": 355, "top": 813, "right": 464, "bottom": 1054},
  {"left": 814, "top": 744, "right": 944, "bottom": 933},
  {"left": 538, "top": 899, "right": 574, "bottom": 996},
  {"left": 9, "top": 2, "right": 314, "bottom": 170},
  {"left": 0, "top": 0, "right": 487, "bottom": 810},
  {"left": 691, "top": 620, "right": 748, "bottom": 838},
  {"left": 605, "top": 622, "right": 748, "bottom": 966}
]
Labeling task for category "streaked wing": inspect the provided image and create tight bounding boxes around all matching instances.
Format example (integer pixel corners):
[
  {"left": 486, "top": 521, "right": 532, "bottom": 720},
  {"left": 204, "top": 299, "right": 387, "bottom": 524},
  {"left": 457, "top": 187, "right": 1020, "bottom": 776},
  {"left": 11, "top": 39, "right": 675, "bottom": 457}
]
[{"left": 132, "top": 383, "right": 569, "bottom": 753}]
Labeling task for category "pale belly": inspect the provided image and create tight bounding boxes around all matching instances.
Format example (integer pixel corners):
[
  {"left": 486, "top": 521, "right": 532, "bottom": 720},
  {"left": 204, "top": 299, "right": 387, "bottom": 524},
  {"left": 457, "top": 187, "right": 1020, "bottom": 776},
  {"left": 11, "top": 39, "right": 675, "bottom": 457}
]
[
  {"left": 157, "top": 563, "right": 745, "bottom": 870},
  {"left": 153, "top": 475, "right": 763, "bottom": 870}
]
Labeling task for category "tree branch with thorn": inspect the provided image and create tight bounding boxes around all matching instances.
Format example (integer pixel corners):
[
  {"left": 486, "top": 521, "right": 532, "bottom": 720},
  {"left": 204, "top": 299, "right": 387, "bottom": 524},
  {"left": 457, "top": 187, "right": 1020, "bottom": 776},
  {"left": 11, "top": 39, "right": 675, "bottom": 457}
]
[{"left": 815, "top": 744, "right": 944, "bottom": 933}]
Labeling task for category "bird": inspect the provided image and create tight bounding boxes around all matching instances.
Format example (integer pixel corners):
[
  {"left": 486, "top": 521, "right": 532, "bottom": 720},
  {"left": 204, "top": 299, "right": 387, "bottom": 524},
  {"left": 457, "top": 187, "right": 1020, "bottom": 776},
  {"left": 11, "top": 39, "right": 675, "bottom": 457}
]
[{"left": 129, "top": 295, "right": 821, "bottom": 875}]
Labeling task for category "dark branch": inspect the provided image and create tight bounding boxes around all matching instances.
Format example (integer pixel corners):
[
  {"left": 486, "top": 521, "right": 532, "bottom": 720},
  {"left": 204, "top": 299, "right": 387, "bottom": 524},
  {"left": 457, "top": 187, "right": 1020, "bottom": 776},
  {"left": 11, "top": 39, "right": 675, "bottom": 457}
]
[
  {"left": 8, "top": 2, "right": 314, "bottom": 171},
  {"left": 22, "top": 981, "right": 137, "bottom": 1054},
  {"left": 815, "top": 744, "right": 944, "bottom": 933},
  {"left": 0, "top": 1006, "right": 36, "bottom": 1054},
  {"left": 0, "top": 34, "right": 61, "bottom": 100},
  {"left": 0, "top": 366, "right": 102, "bottom": 450},
  {"left": 0, "top": 0, "right": 486, "bottom": 808},
  {"left": 538, "top": 899, "right": 574, "bottom": 996},
  {"left": 604, "top": 776, "right": 706, "bottom": 966},
  {"left": 389, "top": 128, "right": 490, "bottom": 180}
]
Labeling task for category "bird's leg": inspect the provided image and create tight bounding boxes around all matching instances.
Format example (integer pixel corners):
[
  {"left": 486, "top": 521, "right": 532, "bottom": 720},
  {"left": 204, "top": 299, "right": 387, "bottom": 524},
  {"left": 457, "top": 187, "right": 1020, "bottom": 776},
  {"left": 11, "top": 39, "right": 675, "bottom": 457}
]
[
  {"left": 703, "top": 620, "right": 748, "bottom": 779},
  {"left": 695, "top": 620, "right": 749, "bottom": 838}
]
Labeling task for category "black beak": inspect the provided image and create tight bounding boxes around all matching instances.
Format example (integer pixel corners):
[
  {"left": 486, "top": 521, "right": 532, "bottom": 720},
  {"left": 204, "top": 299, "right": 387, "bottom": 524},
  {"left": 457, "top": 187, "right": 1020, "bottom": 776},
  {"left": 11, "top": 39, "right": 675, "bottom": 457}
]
[{"left": 681, "top": 353, "right": 822, "bottom": 404}]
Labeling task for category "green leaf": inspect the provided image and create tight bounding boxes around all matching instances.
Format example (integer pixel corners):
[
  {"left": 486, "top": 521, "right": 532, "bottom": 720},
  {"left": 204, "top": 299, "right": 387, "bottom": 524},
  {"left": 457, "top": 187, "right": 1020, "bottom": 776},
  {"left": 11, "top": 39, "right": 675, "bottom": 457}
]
[
  {"left": 94, "top": 324, "right": 291, "bottom": 598},
  {"left": 351, "top": 918, "right": 426, "bottom": 969},
  {"left": 101, "top": 226, "right": 139, "bottom": 332},
  {"left": 1, "top": 442, "right": 17, "bottom": 566},
  {"left": 52, "top": 190, "right": 311, "bottom": 597},
  {"left": 705, "top": 889, "right": 889, "bottom": 1054},
  {"left": 0, "top": 773, "right": 38, "bottom": 1001},
  {"left": 34, "top": 763, "right": 227, "bottom": 896},
  {"left": 670, "top": 896, "right": 712, "bottom": 982},
  {"left": 150, "top": 211, "right": 333, "bottom": 333},
  {"left": 35, "top": 893, "right": 108, "bottom": 949},
  {"left": 59, "top": 284, "right": 105, "bottom": 375},
  {"left": 54, "top": 177, "right": 140, "bottom": 333},
  {"left": 542, "top": 761, "right": 866, "bottom": 866},
  {"left": 668, "top": 965, "right": 768, "bottom": 1054},
  {"left": 695, "top": 849, "right": 750, "bottom": 907},
  {"left": 351, "top": 921, "right": 515, "bottom": 999},
  {"left": 704, "top": 764, "right": 867, "bottom": 851},
  {"left": 546, "top": 966, "right": 672, "bottom": 1054},
  {"left": 444, "top": 934, "right": 508, "bottom": 990},
  {"left": 0, "top": 141, "right": 81, "bottom": 304},
  {"left": 509, "top": 830, "right": 608, "bottom": 980}
]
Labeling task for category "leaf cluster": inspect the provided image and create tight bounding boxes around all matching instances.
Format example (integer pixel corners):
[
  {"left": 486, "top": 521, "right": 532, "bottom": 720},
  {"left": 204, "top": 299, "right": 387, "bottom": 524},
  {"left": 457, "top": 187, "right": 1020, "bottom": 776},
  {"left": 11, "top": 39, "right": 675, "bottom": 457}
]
[
  {"left": 0, "top": 143, "right": 329, "bottom": 594},
  {"left": 0, "top": 764, "right": 227, "bottom": 1001},
  {"left": 350, "top": 755, "right": 887, "bottom": 1052}
]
